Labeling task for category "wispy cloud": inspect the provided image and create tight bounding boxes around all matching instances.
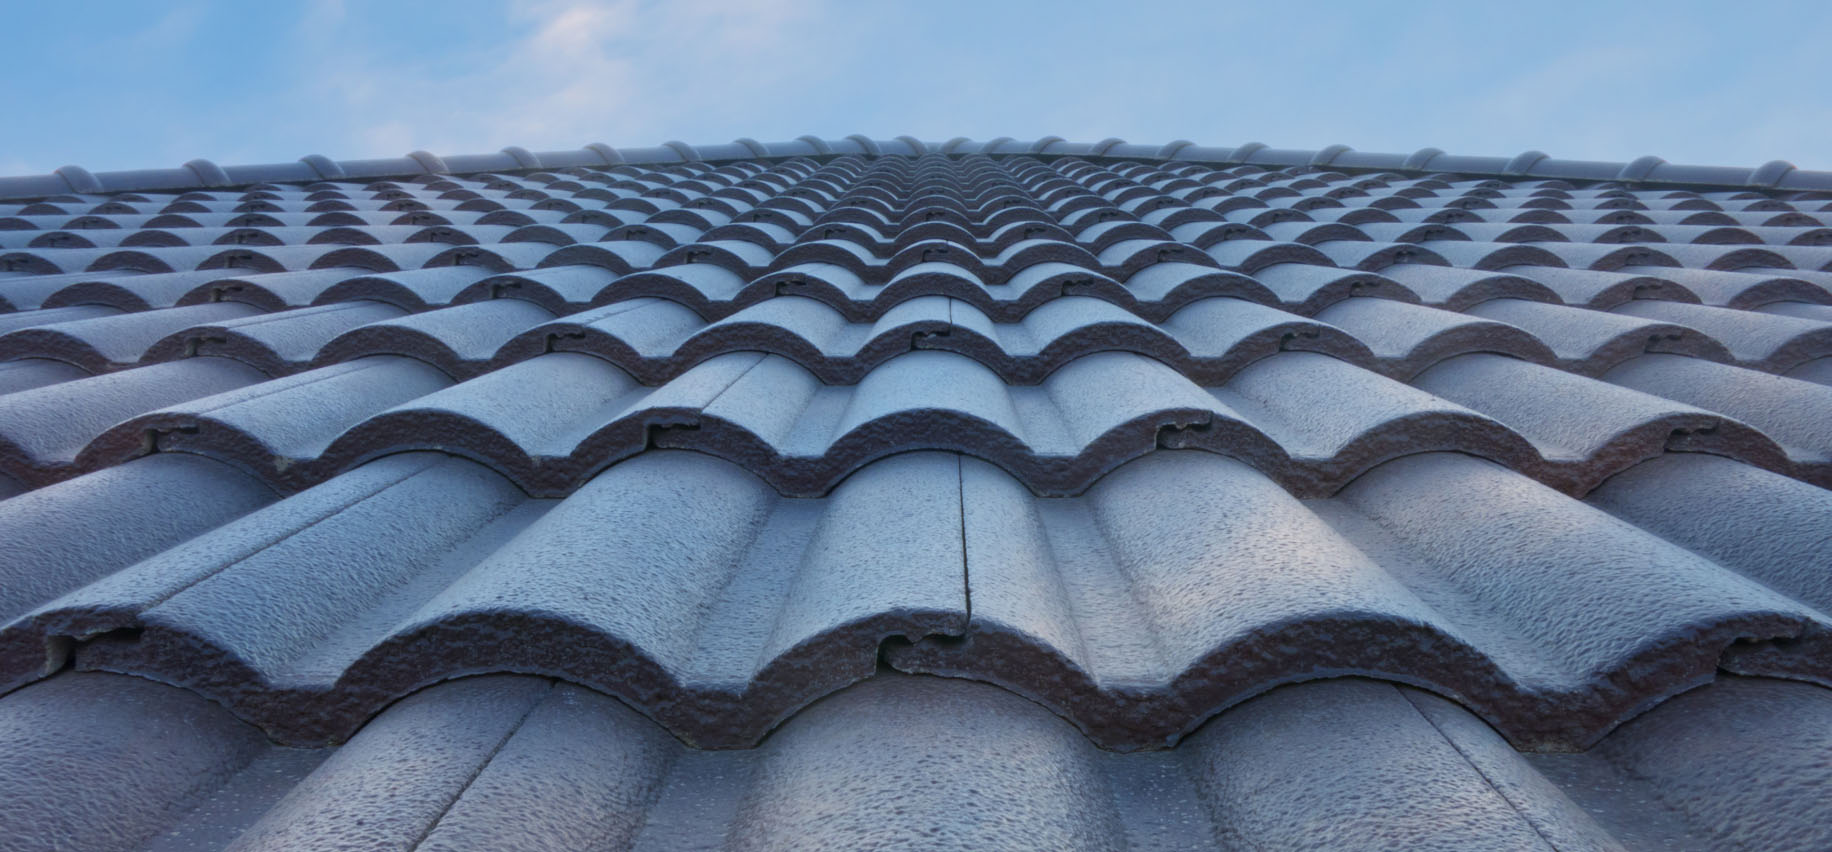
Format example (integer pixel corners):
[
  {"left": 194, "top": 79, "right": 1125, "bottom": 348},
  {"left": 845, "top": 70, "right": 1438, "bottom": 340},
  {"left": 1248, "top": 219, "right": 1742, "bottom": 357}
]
[
  {"left": 286, "top": 0, "right": 864, "bottom": 159},
  {"left": 115, "top": 1, "right": 207, "bottom": 53}
]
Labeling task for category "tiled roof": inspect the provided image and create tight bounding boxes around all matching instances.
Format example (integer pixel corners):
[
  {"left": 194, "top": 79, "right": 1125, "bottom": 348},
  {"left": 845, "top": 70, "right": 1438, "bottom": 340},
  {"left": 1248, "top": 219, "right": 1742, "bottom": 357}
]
[{"left": 1, "top": 142, "right": 1830, "bottom": 850}]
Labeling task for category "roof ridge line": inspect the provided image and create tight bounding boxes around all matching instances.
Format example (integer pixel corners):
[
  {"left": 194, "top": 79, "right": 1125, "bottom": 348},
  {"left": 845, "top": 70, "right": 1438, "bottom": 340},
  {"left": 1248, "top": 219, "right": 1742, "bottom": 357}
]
[{"left": 0, "top": 136, "right": 1821, "bottom": 201}]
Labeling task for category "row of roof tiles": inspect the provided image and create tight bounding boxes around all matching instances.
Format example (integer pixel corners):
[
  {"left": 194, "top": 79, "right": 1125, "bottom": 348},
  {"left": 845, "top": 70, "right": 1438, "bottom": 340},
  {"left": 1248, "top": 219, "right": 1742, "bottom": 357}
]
[
  {"left": 8, "top": 156, "right": 1832, "bottom": 229},
  {"left": 15, "top": 237, "right": 1832, "bottom": 290},
  {"left": 9, "top": 257, "right": 1832, "bottom": 320},
  {"left": 8, "top": 669, "right": 1828, "bottom": 851},
  {"left": 1, "top": 447, "right": 1828, "bottom": 757},
  {"left": 15, "top": 220, "right": 1832, "bottom": 250},
  {"left": 13, "top": 208, "right": 1832, "bottom": 236},
  {"left": 6, "top": 292, "right": 1829, "bottom": 382},
  {"left": 2, "top": 135, "right": 1828, "bottom": 200},
  {"left": 0, "top": 343, "right": 1827, "bottom": 499},
  {"left": 10, "top": 170, "right": 1831, "bottom": 219}
]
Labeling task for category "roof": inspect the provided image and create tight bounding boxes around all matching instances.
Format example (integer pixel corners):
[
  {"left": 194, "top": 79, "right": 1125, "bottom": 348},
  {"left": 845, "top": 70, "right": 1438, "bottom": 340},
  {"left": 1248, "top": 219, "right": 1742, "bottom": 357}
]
[{"left": 0, "top": 142, "right": 1830, "bottom": 850}]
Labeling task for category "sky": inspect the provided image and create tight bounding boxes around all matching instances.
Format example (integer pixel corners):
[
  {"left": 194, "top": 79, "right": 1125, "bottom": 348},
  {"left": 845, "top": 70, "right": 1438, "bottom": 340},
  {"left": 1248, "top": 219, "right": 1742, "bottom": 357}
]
[{"left": 1, "top": 0, "right": 1829, "bottom": 176}]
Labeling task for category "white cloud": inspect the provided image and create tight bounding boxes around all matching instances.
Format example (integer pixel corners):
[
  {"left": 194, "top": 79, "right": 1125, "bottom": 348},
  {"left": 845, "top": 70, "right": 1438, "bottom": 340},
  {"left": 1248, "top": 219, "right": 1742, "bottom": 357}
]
[{"left": 284, "top": 0, "right": 868, "bottom": 160}]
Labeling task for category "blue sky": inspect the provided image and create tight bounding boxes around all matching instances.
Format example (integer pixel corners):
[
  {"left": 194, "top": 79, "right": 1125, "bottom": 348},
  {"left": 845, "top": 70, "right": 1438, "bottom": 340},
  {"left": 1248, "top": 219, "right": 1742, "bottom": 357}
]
[{"left": 2, "top": 0, "right": 1829, "bottom": 176}]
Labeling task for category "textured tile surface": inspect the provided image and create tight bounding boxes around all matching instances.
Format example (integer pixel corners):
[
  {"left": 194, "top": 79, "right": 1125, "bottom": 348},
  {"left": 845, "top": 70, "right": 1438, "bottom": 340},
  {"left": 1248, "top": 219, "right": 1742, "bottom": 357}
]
[
  {"left": 3, "top": 142, "right": 1832, "bottom": 849},
  {"left": 3, "top": 671, "right": 1831, "bottom": 852}
]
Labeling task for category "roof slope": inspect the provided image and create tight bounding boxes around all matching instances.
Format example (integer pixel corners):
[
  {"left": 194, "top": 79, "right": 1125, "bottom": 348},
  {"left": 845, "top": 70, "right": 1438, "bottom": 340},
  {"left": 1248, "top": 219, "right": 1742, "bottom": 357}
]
[{"left": 0, "top": 145, "right": 1830, "bottom": 850}]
